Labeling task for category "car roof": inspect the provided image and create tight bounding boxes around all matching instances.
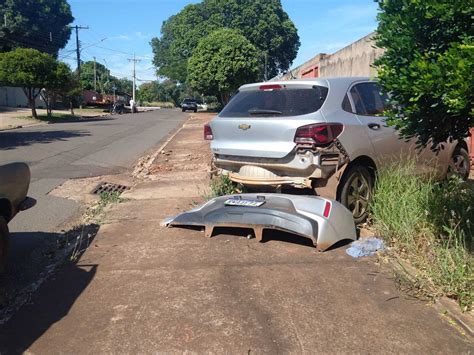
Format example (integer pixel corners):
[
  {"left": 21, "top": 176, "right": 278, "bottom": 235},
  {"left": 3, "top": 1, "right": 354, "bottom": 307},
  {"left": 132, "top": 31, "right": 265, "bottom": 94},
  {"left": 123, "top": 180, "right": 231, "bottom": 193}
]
[{"left": 239, "top": 76, "right": 373, "bottom": 90}]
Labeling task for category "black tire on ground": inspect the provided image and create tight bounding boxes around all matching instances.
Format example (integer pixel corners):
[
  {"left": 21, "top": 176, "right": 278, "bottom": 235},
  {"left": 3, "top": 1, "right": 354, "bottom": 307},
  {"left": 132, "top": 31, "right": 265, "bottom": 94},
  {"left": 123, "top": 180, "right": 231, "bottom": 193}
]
[
  {"left": 338, "top": 164, "right": 374, "bottom": 224},
  {"left": 0, "top": 216, "right": 9, "bottom": 273},
  {"left": 448, "top": 147, "right": 470, "bottom": 181},
  {"left": 194, "top": 109, "right": 197, "bottom": 113},
  {"left": 182, "top": 109, "right": 185, "bottom": 112}
]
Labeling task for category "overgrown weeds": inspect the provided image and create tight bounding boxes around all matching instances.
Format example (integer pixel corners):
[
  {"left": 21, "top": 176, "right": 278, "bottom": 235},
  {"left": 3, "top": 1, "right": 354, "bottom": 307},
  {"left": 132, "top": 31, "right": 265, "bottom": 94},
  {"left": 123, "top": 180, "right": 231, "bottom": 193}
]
[
  {"left": 84, "top": 191, "right": 125, "bottom": 224},
  {"left": 207, "top": 173, "right": 245, "bottom": 198},
  {"left": 370, "top": 160, "right": 473, "bottom": 311}
]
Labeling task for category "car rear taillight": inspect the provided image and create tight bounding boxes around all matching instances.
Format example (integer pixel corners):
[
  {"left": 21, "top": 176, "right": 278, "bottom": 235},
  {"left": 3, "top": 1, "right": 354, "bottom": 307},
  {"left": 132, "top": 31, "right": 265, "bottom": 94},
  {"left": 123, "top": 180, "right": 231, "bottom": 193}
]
[
  {"left": 204, "top": 123, "right": 213, "bottom": 140},
  {"left": 294, "top": 123, "right": 343, "bottom": 146}
]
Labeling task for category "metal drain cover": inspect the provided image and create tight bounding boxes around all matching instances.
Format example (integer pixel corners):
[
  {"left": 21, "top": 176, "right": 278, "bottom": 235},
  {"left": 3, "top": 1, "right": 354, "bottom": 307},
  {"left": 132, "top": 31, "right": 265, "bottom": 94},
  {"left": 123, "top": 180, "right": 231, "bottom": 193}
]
[{"left": 92, "top": 182, "right": 130, "bottom": 195}]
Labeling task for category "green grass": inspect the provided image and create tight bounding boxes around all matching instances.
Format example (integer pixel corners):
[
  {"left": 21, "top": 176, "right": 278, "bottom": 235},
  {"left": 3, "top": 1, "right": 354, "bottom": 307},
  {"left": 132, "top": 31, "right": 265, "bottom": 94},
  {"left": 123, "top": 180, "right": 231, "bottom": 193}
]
[{"left": 370, "top": 160, "right": 473, "bottom": 311}]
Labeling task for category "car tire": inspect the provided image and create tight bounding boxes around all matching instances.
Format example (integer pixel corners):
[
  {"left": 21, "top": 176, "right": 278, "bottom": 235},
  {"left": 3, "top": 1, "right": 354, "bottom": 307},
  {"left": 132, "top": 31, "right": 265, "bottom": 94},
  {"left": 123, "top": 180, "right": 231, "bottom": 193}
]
[
  {"left": 338, "top": 165, "right": 374, "bottom": 224},
  {"left": 447, "top": 147, "right": 470, "bottom": 181},
  {"left": 0, "top": 216, "right": 9, "bottom": 273},
  {"left": 194, "top": 109, "right": 197, "bottom": 113},
  {"left": 182, "top": 109, "right": 185, "bottom": 112}
]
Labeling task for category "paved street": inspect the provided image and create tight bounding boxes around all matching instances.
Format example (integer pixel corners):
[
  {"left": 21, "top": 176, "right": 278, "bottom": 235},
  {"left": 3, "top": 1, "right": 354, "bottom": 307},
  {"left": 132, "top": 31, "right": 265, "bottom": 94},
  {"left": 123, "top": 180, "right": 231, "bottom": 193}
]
[
  {"left": 0, "top": 109, "right": 186, "bottom": 318},
  {"left": 0, "top": 109, "right": 186, "bottom": 234}
]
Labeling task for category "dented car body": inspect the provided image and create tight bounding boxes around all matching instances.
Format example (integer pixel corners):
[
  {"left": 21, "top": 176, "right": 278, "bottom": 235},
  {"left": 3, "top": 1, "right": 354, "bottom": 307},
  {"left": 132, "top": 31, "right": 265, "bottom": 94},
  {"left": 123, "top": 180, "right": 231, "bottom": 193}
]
[
  {"left": 162, "top": 194, "right": 357, "bottom": 251},
  {"left": 205, "top": 77, "right": 467, "bottom": 222}
]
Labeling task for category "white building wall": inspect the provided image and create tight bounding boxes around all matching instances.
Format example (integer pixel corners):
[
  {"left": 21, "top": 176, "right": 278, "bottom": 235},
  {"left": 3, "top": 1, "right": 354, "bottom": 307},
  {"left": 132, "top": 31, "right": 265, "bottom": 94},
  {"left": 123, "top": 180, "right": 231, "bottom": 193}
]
[{"left": 0, "top": 86, "right": 46, "bottom": 108}]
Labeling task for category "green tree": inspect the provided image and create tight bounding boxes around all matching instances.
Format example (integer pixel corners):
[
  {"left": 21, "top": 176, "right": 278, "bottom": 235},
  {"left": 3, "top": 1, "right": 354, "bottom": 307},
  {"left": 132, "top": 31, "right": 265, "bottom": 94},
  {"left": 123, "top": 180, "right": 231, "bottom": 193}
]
[
  {"left": 0, "top": 48, "right": 57, "bottom": 118},
  {"left": 114, "top": 77, "right": 133, "bottom": 96},
  {"left": 137, "top": 82, "right": 162, "bottom": 103},
  {"left": 79, "top": 61, "right": 110, "bottom": 93},
  {"left": 151, "top": 0, "right": 299, "bottom": 83},
  {"left": 40, "top": 62, "right": 72, "bottom": 115},
  {"left": 188, "top": 29, "right": 259, "bottom": 103},
  {"left": 61, "top": 71, "right": 81, "bottom": 115},
  {"left": 0, "top": 0, "right": 74, "bottom": 56},
  {"left": 374, "top": 0, "right": 473, "bottom": 149}
]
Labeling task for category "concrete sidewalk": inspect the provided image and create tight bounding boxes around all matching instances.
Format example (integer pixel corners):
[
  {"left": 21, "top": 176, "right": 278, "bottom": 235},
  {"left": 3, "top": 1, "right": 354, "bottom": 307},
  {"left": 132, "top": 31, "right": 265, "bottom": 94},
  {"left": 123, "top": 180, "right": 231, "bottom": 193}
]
[
  {"left": 0, "top": 113, "right": 471, "bottom": 353},
  {"left": 0, "top": 106, "right": 109, "bottom": 130}
]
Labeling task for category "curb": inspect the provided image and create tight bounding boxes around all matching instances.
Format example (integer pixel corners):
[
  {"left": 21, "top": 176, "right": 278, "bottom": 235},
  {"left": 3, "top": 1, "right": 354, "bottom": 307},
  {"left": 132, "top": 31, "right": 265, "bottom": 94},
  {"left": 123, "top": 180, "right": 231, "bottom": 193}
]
[
  {"left": 435, "top": 297, "right": 473, "bottom": 338},
  {"left": 133, "top": 114, "right": 190, "bottom": 178},
  {"left": 388, "top": 258, "right": 473, "bottom": 339},
  {"left": 0, "top": 125, "right": 23, "bottom": 132}
]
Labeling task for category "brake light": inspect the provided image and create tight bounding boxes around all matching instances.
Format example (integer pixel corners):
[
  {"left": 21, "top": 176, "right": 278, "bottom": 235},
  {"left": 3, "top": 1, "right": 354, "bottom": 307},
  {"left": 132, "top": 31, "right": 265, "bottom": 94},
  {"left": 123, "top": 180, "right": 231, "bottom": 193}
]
[
  {"left": 294, "top": 123, "right": 343, "bottom": 146},
  {"left": 323, "top": 201, "right": 331, "bottom": 218},
  {"left": 259, "top": 84, "right": 282, "bottom": 91},
  {"left": 204, "top": 123, "right": 213, "bottom": 140}
]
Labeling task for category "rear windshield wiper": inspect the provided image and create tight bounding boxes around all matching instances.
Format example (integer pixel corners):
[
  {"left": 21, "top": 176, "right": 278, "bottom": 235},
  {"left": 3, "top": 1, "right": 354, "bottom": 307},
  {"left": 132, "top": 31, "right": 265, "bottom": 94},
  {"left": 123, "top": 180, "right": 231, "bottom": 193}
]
[{"left": 248, "top": 109, "right": 282, "bottom": 115}]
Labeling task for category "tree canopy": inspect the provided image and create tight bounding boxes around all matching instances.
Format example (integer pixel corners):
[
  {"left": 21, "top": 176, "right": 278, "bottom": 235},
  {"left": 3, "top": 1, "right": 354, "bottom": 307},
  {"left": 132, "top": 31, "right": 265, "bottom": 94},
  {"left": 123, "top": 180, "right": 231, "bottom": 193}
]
[
  {"left": 374, "top": 0, "right": 473, "bottom": 149},
  {"left": 188, "top": 29, "right": 259, "bottom": 103},
  {"left": 151, "top": 0, "right": 299, "bottom": 83},
  {"left": 137, "top": 80, "right": 192, "bottom": 106},
  {"left": 79, "top": 61, "right": 133, "bottom": 95},
  {"left": 0, "top": 0, "right": 74, "bottom": 56},
  {"left": 40, "top": 62, "right": 79, "bottom": 116},
  {"left": 0, "top": 48, "right": 58, "bottom": 118}
]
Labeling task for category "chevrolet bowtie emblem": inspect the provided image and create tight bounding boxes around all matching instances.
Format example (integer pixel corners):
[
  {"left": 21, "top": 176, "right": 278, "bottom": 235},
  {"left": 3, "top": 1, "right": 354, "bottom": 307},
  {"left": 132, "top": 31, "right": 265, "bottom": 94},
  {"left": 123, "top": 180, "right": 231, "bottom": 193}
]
[{"left": 238, "top": 124, "right": 251, "bottom": 130}]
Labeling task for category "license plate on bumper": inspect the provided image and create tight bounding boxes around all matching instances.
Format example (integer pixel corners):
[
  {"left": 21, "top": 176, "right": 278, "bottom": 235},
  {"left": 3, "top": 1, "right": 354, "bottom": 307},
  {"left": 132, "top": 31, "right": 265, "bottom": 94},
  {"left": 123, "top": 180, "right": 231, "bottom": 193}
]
[{"left": 224, "top": 198, "right": 265, "bottom": 207}]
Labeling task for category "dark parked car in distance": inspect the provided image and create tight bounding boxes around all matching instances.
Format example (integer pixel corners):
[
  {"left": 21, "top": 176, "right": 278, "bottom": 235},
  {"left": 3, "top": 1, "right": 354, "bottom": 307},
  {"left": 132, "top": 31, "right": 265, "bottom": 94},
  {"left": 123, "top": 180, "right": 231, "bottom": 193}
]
[
  {"left": 181, "top": 98, "right": 198, "bottom": 112},
  {"left": 0, "top": 162, "right": 36, "bottom": 272}
]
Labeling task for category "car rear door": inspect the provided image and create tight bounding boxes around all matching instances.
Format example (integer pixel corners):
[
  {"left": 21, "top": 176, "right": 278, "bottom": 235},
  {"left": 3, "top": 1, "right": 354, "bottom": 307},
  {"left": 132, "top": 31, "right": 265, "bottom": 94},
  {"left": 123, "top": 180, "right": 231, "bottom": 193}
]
[{"left": 347, "top": 82, "right": 411, "bottom": 169}]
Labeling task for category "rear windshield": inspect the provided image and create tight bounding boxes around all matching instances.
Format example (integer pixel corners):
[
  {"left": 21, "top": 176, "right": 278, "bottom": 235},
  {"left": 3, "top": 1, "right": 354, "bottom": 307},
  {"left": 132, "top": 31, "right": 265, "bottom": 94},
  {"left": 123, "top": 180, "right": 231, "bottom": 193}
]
[
  {"left": 219, "top": 86, "right": 328, "bottom": 118},
  {"left": 183, "top": 99, "right": 196, "bottom": 103}
]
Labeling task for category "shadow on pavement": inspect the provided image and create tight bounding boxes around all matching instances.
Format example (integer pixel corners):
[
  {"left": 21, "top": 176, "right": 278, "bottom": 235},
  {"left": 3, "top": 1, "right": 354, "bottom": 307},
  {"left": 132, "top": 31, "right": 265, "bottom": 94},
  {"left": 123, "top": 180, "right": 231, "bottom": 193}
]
[
  {"left": 0, "top": 130, "right": 91, "bottom": 150},
  {"left": 0, "top": 224, "right": 100, "bottom": 353}
]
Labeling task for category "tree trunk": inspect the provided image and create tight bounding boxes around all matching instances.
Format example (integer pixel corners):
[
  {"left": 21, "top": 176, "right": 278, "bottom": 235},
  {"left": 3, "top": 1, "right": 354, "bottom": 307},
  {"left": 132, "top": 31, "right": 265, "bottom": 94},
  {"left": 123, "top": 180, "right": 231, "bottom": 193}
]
[
  {"left": 70, "top": 100, "right": 75, "bottom": 116},
  {"left": 30, "top": 99, "right": 38, "bottom": 119},
  {"left": 25, "top": 88, "right": 38, "bottom": 119}
]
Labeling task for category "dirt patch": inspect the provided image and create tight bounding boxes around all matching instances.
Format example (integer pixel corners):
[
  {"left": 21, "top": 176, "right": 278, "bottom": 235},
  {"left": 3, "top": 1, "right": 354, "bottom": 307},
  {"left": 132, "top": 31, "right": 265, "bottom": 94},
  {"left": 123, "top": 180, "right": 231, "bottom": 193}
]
[{"left": 142, "top": 113, "right": 213, "bottom": 183}]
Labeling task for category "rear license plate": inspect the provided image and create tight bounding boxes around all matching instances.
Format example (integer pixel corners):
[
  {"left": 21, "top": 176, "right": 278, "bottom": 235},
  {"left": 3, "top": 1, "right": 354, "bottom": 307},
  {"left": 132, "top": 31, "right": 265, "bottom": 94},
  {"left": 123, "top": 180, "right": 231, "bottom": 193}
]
[{"left": 224, "top": 198, "right": 265, "bottom": 207}]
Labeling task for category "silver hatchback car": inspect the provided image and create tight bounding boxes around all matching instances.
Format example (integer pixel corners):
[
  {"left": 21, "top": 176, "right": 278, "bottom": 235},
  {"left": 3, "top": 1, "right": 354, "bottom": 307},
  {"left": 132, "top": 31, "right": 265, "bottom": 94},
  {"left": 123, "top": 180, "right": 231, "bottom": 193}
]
[{"left": 205, "top": 77, "right": 471, "bottom": 222}]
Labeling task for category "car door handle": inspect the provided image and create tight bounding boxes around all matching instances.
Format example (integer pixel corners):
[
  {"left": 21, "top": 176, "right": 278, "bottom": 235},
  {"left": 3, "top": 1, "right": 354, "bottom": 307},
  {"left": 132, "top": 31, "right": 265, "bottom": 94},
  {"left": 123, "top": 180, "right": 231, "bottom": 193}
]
[{"left": 368, "top": 123, "right": 381, "bottom": 130}]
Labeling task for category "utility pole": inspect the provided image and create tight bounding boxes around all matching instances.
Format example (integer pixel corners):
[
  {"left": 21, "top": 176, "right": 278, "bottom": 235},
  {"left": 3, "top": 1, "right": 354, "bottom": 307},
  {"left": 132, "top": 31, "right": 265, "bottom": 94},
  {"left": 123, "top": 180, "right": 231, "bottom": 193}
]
[
  {"left": 128, "top": 54, "right": 141, "bottom": 109},
  {"left": 72, "top": 25, "right": 89, "bottom": 78},
  {"left": 93, "top": 57, "right": 97, "bottom": 91}
]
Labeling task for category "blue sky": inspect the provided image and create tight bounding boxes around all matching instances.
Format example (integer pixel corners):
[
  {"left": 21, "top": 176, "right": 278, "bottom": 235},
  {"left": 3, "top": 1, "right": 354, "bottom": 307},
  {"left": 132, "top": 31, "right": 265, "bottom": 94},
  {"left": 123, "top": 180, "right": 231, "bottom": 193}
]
[{"left": 59, "top": 0, "right": 378, "bottom": 82}]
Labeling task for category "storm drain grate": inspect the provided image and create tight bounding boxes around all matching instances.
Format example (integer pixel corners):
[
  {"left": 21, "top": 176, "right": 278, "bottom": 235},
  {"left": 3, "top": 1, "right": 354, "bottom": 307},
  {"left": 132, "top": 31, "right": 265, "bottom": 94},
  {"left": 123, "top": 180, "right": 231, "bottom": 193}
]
[{"left": 92, "top": 182, "right": 130, "bottom": 195}]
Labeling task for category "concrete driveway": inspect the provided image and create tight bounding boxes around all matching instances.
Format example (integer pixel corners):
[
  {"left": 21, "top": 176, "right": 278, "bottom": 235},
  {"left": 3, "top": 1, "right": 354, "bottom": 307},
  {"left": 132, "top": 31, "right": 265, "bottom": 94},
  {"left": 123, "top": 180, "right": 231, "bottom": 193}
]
[{"left": 0, "top": 113, "right": 471, "bottom": 353}]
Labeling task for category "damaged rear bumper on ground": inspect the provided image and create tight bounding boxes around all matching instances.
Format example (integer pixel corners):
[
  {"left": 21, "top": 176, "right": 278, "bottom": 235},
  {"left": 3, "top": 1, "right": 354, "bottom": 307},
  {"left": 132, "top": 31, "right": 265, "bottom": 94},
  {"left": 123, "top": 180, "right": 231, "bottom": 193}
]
[{"left": 162, "top": 193, "right": 357, "bottom": 251}]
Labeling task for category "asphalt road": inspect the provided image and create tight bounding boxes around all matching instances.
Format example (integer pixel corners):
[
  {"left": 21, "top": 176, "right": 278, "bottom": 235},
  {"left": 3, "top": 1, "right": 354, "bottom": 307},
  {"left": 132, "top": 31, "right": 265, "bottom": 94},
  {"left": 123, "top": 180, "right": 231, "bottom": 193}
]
[
  {"left": 0, "top": 110, "right": 187, "bottom": 320},
  {"left": 1, "top": 109, "right": 186, "bottom": 234}
]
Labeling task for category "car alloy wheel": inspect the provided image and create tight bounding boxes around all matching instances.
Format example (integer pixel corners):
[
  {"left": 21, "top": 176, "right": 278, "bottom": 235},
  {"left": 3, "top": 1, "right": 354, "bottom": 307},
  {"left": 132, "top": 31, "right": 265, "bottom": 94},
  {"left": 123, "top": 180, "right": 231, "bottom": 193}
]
[
  {"left": 447, "top": 147, "right": 470, "bottom": 181},
  {"left": 339, "top": 165, "right": 373, "bottom": 224}
]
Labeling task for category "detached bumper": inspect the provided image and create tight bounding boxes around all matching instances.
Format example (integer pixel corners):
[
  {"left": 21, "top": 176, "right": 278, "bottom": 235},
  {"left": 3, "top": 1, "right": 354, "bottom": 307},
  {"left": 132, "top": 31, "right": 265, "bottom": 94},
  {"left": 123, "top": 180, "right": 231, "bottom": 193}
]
[{"left": 162, "top": 193, "right": 357, "bottom": 251}]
